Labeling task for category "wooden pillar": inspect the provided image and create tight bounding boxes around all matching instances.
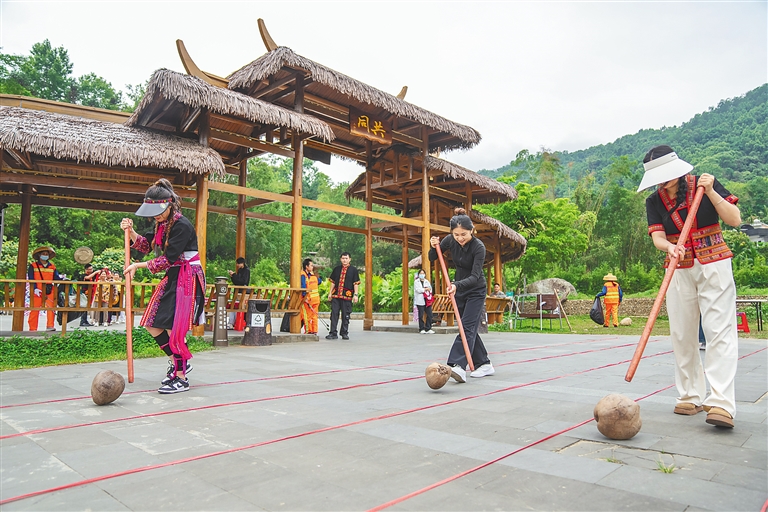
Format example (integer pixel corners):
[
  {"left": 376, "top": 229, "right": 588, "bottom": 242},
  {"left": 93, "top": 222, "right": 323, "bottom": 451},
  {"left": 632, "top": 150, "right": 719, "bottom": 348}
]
[
  {"left": 192, "top": 110, "right": 210, "bottom": 336},
  {"left": 12, "top": 186, "right": 32, "bottom": 331},
  {"left": 401, "top": 185, "right": 409, "bottom": 325},
  {"left": 421, "top": 128, "right": 431, "bottom": 279},
  {"left": 236, "top": 159, "right": 247, "bottom": 260},
  {"left": 495, "top": 240, "right": 503, "bottom": 291},
  {"left": 363, "top": 141, "right": 374, "bottom": 330},
  {"left": 486, "top": 265, "right": 492, "bottom": 294},
  {"left": 290, "top": 73, "right": 305, "bottom": 334}
]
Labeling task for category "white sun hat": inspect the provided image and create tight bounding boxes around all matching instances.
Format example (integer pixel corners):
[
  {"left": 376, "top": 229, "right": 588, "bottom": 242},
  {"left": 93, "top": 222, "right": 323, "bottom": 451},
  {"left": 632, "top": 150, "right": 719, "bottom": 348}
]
[{"left": 637, "top": 151, "right": 693, "bottom": 192}]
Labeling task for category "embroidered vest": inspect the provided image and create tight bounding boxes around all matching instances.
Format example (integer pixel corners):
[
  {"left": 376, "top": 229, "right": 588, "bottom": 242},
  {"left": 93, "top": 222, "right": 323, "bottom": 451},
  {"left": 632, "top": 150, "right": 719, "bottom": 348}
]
[
  {"left": 658, "top": 176, "right": 733, "bottom": 269},
  {"left": 332, "top": 265, "right": 353, "bottom": 300}
]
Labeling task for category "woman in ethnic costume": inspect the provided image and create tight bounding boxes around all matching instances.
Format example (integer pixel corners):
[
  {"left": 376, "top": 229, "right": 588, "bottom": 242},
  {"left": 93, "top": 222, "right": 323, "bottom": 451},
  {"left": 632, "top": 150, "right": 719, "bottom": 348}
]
[
  {"left": 300, "top": 258, "right": 323, "bottom": 334},
  {"left": 429, "top": 208, "right": 494, "bottom": 383},
  {"left": 121, "top": 179, "right": 206, "bottom": 394},
  {"left": 639, "top": 145, "right": 741, "bottom": 428}
]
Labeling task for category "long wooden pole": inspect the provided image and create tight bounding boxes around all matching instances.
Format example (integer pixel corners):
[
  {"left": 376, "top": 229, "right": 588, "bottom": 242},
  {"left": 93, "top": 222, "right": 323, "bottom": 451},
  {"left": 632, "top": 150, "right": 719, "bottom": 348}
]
[
  {"left": 554, "top": 289, "right": 572, "bottom": 331},
  {"left": 625, "top": 186, "right": 705, "bottom": 382},
  {"left": 434, "top": 243, "right": 474, "bottom": 372},
  {"left": 123, "top": 228, "right": 134, "bottom": 383}
]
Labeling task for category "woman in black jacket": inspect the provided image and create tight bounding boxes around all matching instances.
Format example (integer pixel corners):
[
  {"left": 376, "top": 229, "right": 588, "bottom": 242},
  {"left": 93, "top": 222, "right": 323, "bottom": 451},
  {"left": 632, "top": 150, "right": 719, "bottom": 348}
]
[{"left": 429, "top": 208, "right": 494, "bottom": 382}]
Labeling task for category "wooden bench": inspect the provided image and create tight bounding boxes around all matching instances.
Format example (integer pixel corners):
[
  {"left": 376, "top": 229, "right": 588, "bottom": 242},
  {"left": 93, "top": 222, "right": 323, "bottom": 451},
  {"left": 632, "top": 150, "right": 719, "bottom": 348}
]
[
  {"left": 429, "top": 295, "right": 513, "bottom": 326},
  {"left": 204, "top": 285, "right": 305, "bottom": 317},
  {"left": 512, "top": 293, "right": 564, "bottom": 330}
]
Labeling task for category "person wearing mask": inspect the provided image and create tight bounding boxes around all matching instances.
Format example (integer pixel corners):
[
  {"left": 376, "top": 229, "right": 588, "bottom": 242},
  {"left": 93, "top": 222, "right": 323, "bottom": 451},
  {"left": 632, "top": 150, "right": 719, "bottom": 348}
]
[
  {"left": 27, "top": 246, "right": 64, "bottom": 331},
  {"left": 301, "top": 258, "right": 323, "bottom": 334},
  {"left": 414, "top": 269, "right": 434, "bottom": 334},
  {"left": 429, "top": 208, "right": 494, "bottom": 381}
]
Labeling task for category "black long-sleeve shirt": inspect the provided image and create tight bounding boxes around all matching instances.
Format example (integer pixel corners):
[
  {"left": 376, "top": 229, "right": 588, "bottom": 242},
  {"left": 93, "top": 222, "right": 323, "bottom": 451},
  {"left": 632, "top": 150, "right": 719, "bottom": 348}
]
[
  {"left": 230, "top": 267, "right": 250, "bottom": 286},
  {"left": 428, "top": 235, "right": 486, "bottom": 297}
]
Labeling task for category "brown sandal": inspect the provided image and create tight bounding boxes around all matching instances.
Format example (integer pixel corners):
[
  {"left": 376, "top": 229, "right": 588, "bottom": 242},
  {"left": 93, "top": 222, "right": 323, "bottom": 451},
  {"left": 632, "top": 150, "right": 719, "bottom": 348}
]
[
  {"left": 705, "top": 407, "right": 734, "bottom": 428},
  {"left": 674, "top": 403, "right": 703, "bottom": 415}
]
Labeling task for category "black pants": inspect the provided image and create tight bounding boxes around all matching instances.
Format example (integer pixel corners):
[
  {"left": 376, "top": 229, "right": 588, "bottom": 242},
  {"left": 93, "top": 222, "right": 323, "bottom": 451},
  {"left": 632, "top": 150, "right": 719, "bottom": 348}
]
[
  {"left": 329, "top": 298, "right": 352, "bottom": 336},
  {"left": 417, "top": 304, "right": 433, "bottom": 331},
  {"left": 447, "top": 293, "right": 490, "bottom": 369}
]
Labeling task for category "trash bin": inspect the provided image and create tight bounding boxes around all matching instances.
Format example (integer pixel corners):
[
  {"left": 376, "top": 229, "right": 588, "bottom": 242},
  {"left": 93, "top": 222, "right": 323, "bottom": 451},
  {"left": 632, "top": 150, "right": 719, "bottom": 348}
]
[{"left": 242, "top": 299, "right": 273, "bottom": 346}]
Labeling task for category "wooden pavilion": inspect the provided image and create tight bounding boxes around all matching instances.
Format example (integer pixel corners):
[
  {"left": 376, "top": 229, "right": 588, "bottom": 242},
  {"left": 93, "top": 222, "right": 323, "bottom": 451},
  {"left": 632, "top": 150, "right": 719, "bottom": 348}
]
[{"left": 1, "top": 19, "right": 525, "bottom": 332}]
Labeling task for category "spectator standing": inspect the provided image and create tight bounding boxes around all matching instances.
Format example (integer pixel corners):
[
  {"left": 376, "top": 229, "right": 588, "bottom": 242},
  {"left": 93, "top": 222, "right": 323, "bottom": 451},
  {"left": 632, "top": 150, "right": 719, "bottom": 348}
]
[
  {"left": 227, "top": 257, "right": 250, "bottom": 328},
  {"left": 595, "top": 273, "right": 623, "bottom": 328},
  {"left": 326, "top": 252, "right": 360, "bottom": 340},
  {"left": 414, "top": 269, "right": 434, "bottom": 334},
  {"left": 301, "top": 258, "right": 323, "bottom": 334},
  {"left": 78, "top": 264, "right": 98, "bottom": 327},
  {"left": 27, "top": 246, "right": 63, "bottom": 331},
  {"left": 640, "top": 144, "right": 741, "bottom": 428}
]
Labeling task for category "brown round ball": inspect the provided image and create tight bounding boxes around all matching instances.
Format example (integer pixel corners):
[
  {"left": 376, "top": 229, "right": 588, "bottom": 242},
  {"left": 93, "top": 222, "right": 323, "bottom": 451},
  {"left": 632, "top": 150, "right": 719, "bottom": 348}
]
[
  {"left": 594, "top": 394, "right": 641, "bottom": 440},
  {"left": 91, "top": 370, "right": 125, "bottom": 405},
  {"left": 425, "top": 362, "right": 452, "bottom": 390}
]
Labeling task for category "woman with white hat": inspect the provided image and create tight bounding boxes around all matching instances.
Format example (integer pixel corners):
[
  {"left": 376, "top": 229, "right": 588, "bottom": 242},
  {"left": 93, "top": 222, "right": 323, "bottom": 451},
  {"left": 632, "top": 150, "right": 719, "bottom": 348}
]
[
  {"left": 640, "top": 145, "right": 741, "bottom": 428},
  {"left": 120, "top": 179, "right": 206, "bottom": 394},
  {"left": 27, "top": 246, "right": 64, "bottom": 331}
]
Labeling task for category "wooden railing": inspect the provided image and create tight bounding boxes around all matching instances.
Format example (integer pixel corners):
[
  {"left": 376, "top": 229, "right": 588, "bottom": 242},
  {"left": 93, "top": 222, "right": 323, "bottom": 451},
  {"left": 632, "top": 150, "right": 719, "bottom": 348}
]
[
  {"left": 429, "top": 295, "right": 513, "bottom": 326},
  {"left": 0, "top": 280, "right": 304, "bottom": 335}
]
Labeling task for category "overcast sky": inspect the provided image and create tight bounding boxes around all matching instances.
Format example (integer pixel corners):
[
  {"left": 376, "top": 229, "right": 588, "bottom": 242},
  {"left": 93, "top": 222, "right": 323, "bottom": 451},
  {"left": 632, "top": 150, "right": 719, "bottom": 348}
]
[{"left": 2, "top": 1, "right": 766, "bottom": 183}]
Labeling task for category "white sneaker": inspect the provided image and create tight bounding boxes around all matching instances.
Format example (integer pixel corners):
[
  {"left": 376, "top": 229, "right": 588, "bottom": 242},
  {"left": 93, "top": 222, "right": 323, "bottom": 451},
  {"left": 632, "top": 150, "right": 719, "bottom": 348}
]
[
  {"left": 426, "top": 329, "right": 435, "bottom": 334},
  {"left": 450, "top": 365, "right": 466, "bottom": 383},
  {"left": 419, "top": 330, "right": 426, "bottom": 334},
  {"left": 470, "top": 363, "right": 495, "bottom": 378}
]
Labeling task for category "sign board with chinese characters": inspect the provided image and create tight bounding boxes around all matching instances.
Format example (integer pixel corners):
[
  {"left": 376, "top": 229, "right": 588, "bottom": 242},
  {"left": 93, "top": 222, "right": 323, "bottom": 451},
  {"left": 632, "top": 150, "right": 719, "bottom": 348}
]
[{"left": 349, "top": 107, "right": 392, "bottom": 145}]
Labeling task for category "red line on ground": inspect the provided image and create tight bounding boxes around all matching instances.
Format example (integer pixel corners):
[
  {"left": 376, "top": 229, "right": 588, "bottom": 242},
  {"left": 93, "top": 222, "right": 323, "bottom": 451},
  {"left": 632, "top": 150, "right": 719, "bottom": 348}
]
[
  {"left": 367, "top": 346, "right": 768, "bottom": 511},
  {"left": 0, "top": 349, "right": 672, "bottom": 506},
  {"left": 1, "top": 338, "right": 653, "bottom": 440},
  {"left": 0, "top": 335, "right": 623, "bottom": 409}
]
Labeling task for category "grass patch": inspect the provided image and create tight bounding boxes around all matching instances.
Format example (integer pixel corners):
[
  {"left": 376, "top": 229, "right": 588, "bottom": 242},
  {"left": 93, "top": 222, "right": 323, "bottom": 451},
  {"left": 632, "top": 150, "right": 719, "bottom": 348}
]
[
  {"left": 655, "top": 456, "right": 676, "bottom": 473},
  {"left": 0, "top": 329, "right": 214, "bottom": 371}
]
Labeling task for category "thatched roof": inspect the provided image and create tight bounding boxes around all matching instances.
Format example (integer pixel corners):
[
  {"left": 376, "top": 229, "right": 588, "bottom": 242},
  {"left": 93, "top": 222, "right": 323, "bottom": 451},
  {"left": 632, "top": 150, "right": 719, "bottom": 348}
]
[
  {"left": 228, "top": 47, "right": 481, "bottom": 151},
  {"left": 424, "top": 156, "right": 517, "bottom": 200},
  {"left": 468, "top": 209, "right": 527, "bottom": 251},
  {"left": 0, "top": 106, "right": 224, "bottom": 175},
  {"left": 127, "top": 69, "right": 335, "bottom": 142},
  {"left": 344, "top": 155, "right": 517, "bottom": 203}
]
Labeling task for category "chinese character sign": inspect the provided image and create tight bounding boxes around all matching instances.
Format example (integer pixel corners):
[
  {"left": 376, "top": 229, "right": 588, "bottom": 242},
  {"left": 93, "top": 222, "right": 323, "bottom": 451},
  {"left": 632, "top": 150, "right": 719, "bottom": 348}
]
[{"left": 349, "top": 107, "right": 392, "bottom": 145}]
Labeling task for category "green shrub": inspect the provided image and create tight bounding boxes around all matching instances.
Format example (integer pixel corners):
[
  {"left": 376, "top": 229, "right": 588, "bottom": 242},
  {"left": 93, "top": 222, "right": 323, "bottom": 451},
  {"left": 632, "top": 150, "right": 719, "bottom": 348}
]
[{"left": 0, "top": 329, "right": 213, "bottom": 371}]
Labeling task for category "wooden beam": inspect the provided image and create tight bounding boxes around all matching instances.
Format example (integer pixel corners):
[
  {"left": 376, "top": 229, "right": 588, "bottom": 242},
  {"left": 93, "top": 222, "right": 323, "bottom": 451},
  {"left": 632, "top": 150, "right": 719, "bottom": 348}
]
[
  {"left": 207, "top": 180, "right": 295, "bottom": 205},
  {"left": 303, "top": 198, "right": 423, "bottom": 227},
  {"left": 6, "top": 148, "right": 33, "bottom": 169},
  {"left": 209, "top": 127, "right": 294, "bottom": 158},
  {"left": 253, "top": 74, "right": 296, "bottom": 98},
  {"left": 180, "top": 107, "right": 202, "bottom": 133},
  {"left": 0, "top": 172, "right": 197, "bottom": 198},
  {"left": 290, "top": 73, "right": 305, "bottom": 334}
]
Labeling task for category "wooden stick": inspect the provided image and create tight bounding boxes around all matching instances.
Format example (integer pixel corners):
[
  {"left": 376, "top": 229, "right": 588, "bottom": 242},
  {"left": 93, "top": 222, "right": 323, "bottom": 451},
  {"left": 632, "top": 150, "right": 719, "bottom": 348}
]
[
  {"left": 554, "top": 289, "right": 572, "bottom": 331},
  {"left": 434, "top": 243, "right": 475, "bottom": 372},
  {"left": 123, "top": 228, "right": 134, "bottom": 384},
  {"left": 625, "top": 186, "right": 705, "bottom": 382}
]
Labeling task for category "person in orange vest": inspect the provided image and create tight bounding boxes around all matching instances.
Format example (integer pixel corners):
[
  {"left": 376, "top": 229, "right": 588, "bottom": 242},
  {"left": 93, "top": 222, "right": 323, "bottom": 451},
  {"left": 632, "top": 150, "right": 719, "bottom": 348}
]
[
  {"left": 300, "top": 258, "right": 323, "bottom": 334},
  {"left": 595, "top": 273, "right": 623, "bottom": 328},
  {"left": 27, "top": 246, "right": 65, "bottom": 331}
]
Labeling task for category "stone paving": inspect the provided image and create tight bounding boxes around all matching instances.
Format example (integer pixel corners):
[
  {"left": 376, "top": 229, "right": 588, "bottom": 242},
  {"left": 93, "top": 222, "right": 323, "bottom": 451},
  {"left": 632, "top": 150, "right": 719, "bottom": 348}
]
[{"left": 1, "top": 320, "right": 766, "bottom": 511}]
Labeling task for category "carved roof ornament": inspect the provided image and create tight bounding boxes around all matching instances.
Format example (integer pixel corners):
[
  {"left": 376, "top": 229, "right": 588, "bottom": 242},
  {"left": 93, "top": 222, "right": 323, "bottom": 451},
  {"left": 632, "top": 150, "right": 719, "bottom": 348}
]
[{"left": 258, "top": 18, "right": 278, "bottom": 52}]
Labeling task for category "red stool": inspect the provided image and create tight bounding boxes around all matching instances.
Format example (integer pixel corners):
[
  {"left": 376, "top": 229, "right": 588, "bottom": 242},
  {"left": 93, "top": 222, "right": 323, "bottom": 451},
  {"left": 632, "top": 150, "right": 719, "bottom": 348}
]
[{"left": 736, "top": 312, "right": 750, "bottom": 333}]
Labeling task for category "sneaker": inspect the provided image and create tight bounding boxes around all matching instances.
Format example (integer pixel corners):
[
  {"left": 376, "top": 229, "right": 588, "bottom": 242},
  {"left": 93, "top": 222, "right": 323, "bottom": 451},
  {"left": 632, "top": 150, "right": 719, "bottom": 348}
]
[
  {"left": 341, "top": 335, "right": 350, "bottom": 340},
  {"left": 704, "top": 406, "right": 734, "bottom": 428},
  {"left": 158, "top": 377, "right": 189, "bottom": 394},
  {"left": 699, "top": 343, "right": 706, "bottom": 350},
  {"left": 161, "top": 360, "right": 192, "bottom": 385},
  {"left": 449, "top": 365, "right": 466, "bottom": 383},
  {"left": 46, "top": 327, "right": 56, "bottom": 332},
  {"left": 426, "top": 329, "right": 435, "bottom": 334},
  {"left": 326, "top": 334, "right": 338, "bottom": 340},
  {"left": 470, "top": 363, "right": 495, "bottom": 378},
  {"left": 419, "top": 330, "right": 426, "bottom": 334},
  {"left": 673, "top": 403, "right": 703, "bottom": 415}
]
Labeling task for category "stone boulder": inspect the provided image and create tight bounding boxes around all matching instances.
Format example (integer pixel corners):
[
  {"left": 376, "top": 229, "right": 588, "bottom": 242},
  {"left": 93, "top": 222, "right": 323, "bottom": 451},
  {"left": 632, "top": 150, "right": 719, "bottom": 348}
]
[
  {"left": 525, "top": 278, "right": 576, "bottom": 302},
  {"left": 620, "top": 317, "right": 633, "bottom": 326}
]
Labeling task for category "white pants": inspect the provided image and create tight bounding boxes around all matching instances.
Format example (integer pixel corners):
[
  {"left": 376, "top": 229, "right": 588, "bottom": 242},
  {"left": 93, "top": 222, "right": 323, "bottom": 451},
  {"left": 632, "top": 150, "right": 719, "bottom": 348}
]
[{"left": 666, "top": 258, "right": 738, "bottom": 417}]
